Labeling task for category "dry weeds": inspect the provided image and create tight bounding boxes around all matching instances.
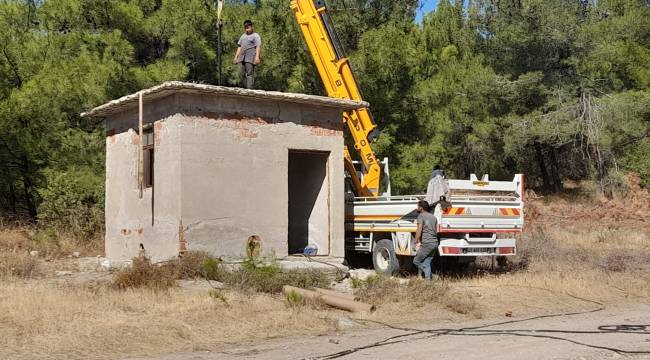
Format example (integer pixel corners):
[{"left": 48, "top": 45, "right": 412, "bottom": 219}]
[
  {"left": 0, "top": 227, "right": 102, "bottom": 259},
  {"left": 0, "top": 280, "right": 337, "bottom": 360},
  {"left": 0, "top": 252, "right": 39, "bottom": 278},
  {"left": 0, "top": 194, "right": 648, "bottom": 359}
]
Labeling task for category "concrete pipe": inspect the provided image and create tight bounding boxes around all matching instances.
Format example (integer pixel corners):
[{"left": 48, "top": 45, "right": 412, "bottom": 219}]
[
  {"left": 313, "top": 287, "right": 359, "bottom": 302},
  {"left": 283, "top": 286, "right": 375, "bottom": 313}
]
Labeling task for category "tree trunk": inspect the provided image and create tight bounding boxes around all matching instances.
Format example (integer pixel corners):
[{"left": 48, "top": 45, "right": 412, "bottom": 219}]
[
  {"left": 9, "top": 182, "right": 17, "bottom": 217},
  {"left": 549, "top": 148, "right": 563, "bottom": 193},
  {"left": 534, "top": 142, "right": 551, "bottom": 191},
  {"left": 21, "top": 157, "right": 36, "bottom": 220}
]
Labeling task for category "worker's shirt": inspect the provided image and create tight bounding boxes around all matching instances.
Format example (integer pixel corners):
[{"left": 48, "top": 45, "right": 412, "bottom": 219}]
[
  {"left": 417, "top": 211, "right": 438, "bottom": 244},
  {"left": 237, "top": 32, "right": 261, "bottom": 64}
]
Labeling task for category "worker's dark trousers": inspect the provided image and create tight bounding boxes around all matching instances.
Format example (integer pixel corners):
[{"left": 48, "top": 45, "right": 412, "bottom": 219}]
[
  {"left": 413, "top": 241, "right": 438, "bottom": 279},
  {"left": 239, "top": 62, "right": 255, "bottom": 89}
]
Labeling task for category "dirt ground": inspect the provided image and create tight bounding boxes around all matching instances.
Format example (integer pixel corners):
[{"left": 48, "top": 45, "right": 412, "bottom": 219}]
[{"left": 126, "top": 303, "right": 650, "bottom": 360}]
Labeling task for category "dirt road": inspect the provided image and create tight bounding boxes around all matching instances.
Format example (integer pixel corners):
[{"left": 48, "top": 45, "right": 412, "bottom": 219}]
[{"left": 127, "top": 303, "right": 650, "bottom": 360}]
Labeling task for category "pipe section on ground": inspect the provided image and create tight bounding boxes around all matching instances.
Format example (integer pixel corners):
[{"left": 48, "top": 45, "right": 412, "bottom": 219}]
[
  {"left": 283, "top": 285, "right": 375, "bottom": 313},
  {"left": 313, "top": 287, "right": 359, "bottom": 301}
]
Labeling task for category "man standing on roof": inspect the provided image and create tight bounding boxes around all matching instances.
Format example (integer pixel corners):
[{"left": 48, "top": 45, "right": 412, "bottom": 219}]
[{"left": 234, "top": 19, "right": 261, "bottom": 89}]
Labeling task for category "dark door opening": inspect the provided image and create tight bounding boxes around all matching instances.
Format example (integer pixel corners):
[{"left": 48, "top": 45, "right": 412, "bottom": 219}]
[{"left": 288, "top": 150, "right": 330, "bottom": 255}]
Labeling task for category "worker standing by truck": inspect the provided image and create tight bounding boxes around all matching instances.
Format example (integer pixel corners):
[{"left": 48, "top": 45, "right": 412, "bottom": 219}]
[
  {"left": 414, "top": 200, "right": 438, "bottom": 279},
  {"left": 234, "top": 19, "right": 261, "bottom": 89}
]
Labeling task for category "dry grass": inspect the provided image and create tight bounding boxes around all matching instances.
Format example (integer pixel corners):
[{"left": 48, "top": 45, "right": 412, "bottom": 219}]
[
  {"left": 0, "top": 227, "right": 102, "bottom": 259},
  {"left": 112, "top": 256, "right": 179, "bottom": 290},
  {"left": 353, "top": 275, "right": 448, "bottom": 306},
  {"left": 209, "top": 257, "right": 331, "bottom": 294},
  {"left": 112, "top": 253, "right": 331, "bottom": 293},
  {"left": 0, "top": 196, "right": 649, "bottom": 359},
  {"left": 0, "top": 280, "right": 338, "bottom": 360},
  {"left": 0, "top": 252, "right": 39, "bottom": 278}
]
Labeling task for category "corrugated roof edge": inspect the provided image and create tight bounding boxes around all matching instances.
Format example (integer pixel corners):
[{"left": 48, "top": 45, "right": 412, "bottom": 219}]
[{"left": 81, "top": 81, "right": 369, "bottom": 118}]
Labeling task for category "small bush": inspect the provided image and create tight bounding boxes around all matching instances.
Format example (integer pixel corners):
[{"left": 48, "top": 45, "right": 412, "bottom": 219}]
[
  {"left": 112, "top": 253, "right": 330, "bottom": 293},
  {"left": 112, "top": 257, "right": 177, "bottom": 290},
  {"left": 202, "top": 257, "right": 223, "bottom": 280},
  {"left": 167, "top": 251, "right": 215, "bottom": 279},
  {"left": 218, "top": 258, "right": 330, "bottom": 294},
  {"left": 285, "top": 290, "right": 305, "bottom": 307},
  {"left": 0, "top": 252, "right": 39, "bottom": 278},
  {"left": 37, "top": 167, "right": 104, "bottom": 242}
]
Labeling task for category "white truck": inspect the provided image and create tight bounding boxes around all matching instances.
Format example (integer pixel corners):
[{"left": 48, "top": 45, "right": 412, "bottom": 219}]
[{"left": 346, "top": 169, "right": 525, "bottom": 274}]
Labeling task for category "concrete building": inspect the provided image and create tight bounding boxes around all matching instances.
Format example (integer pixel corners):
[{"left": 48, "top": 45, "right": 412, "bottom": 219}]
[{"left": 82, "top": 81, "right": 367, "bottom": 262}]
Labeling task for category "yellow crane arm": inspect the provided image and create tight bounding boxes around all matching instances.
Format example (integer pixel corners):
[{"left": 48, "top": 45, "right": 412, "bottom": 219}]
[{"left": 291, "top": 0, "right": 381, "bottom": 197}]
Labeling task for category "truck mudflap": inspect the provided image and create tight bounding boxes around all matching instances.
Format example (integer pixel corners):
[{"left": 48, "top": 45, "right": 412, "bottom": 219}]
[{"left": 438, "top": 237, "right": 516, "bottom": 256}]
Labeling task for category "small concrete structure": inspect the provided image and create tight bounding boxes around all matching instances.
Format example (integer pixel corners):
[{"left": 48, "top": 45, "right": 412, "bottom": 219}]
[{"left": 83, "top": 81, "right": 367, "bottom": 262}]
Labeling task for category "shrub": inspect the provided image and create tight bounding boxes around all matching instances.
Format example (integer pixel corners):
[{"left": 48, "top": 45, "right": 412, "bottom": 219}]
[
  {"left": 37, "top": 167, "right": 104, "bottom": 242},
  {"left": 112, "top": 257, "right": 177, "bottom": 290},
  {"left": 166, "top": 251, "right": 214, "bottom": 279},
  {"left": 112, "top": 253, "right": 330, "bottom": 293},
  {"left": 219, "top": 257, "right": 330, "bottom": 294},
  {"left": 202, "top": 256, "right": 224, "bottom": 280},
  {"left": 285, "top": 290, "right": 305, "bottom": 307}
]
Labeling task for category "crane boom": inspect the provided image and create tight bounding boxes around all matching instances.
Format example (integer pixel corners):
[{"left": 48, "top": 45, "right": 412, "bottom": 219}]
[{"left": 290, "top": 0, "right": 381, "bottom": 197}]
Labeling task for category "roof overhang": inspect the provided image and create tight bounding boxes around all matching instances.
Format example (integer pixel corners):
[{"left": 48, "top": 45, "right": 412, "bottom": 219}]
[{"left": 81, "top": 81, "right": 369, "bottom": 118}]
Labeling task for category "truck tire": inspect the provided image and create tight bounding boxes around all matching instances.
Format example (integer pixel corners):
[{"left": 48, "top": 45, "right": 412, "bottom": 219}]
[{"left": 372, "top": 239, "right": 400, "bottom": 276}]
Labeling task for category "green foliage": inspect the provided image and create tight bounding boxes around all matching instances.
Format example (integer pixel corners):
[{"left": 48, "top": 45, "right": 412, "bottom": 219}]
[
  {"left": 1, "top": 0, "right": 649, "bottom": 235},
  {"left": 284, "top": 290, "right": 305, "bottom": 307},
  {"left": 37, "top": 167, "right": 104, "bottom": 240},
  {"left": 205, "top": 256, "right": 330, "bottom": 294}
]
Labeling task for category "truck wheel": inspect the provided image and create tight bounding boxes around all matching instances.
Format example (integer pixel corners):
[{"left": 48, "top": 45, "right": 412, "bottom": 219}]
[
  {"left": 497, "top": 256, "right": 508, "bottom": 268},
  {"left": 372, "top": 239, "right": 399, "bottom": 275}
]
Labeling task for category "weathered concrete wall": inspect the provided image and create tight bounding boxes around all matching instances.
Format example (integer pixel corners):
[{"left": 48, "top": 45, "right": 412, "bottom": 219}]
[
  {"left": 104, "top": 99, "right": 182, "bottom": 261},
  {"left": 176, "top": 92, "right": 345, "bottom": 259},
  {"left": 103, "top": 90, "right": 346, "bottom": 261},
  {"left": 103, "top": 95, "right": 214, "bottom": 261}
]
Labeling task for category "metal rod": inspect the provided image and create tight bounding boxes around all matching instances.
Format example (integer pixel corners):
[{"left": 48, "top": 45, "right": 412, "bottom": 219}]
[
  {"left": 217, "top": 20, "right": 223, "bottom": 85},
  {"left": 138, "top": 91, "right": 143, "bottom": 199}
]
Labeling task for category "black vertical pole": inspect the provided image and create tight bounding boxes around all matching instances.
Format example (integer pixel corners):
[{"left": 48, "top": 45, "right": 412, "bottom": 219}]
[{"left": 217, "top": 19, "right": 223, "bottom": 85}]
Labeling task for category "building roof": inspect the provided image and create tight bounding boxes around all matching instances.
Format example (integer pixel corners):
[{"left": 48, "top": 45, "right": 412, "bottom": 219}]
[{"left": 81, "top": 81, "right": 369, "bottom": 118}]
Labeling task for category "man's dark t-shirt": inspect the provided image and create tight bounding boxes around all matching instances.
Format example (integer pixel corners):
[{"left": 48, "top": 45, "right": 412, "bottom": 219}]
[
  {"left": 417, "top": 211, "right": 438, "bottom": 244},
  {"left": 237, "top": 32, "right": 261, "bottom": 64}
]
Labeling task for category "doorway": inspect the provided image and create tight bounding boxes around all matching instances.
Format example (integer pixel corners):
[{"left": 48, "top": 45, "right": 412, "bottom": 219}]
[{"left": 288, "top": 150, "right": 330, "bottom": 255}]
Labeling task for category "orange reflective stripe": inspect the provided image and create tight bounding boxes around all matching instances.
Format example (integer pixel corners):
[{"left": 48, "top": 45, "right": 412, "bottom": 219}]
[
  {"left": 443, "top": 208, "right": 465, "bottom": 215},
  {"left": 499, "top": 208, "right": 520, "bottom": 216}
]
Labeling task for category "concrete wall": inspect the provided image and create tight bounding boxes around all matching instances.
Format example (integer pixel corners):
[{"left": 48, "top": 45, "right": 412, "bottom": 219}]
[
  {"left": 175, "top": 92, "right": 345, "bottom": 259},
  {"left": 104, "top": 97, "right": 182, "bottom": 262},
  {"left": 104, "top": 91, "right": 345, "bottom": 261}
]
